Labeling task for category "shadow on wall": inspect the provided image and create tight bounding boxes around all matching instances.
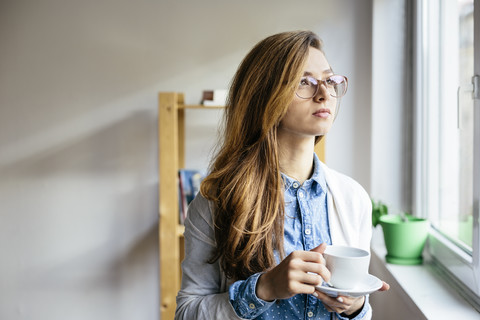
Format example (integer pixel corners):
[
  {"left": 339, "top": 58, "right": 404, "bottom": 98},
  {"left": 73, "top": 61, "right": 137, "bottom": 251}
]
[
  {"left": 0, "top": 109, "right": 157, "bottom": 177},
  {"left": 26, "top": 215, "right": 159, "bottom": 297},
  {"left": 0, "top": 109, "right": 160, "bottom": 318}
]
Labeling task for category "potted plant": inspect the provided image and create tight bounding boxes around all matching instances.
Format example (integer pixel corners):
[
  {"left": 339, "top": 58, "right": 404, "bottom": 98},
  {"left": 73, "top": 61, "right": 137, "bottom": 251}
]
[
  {"left": 372, "top": 200, "right": 388, "bottom": 228},
  {"left": 372, "top": 200, "right": 430, "bottom": 265}
]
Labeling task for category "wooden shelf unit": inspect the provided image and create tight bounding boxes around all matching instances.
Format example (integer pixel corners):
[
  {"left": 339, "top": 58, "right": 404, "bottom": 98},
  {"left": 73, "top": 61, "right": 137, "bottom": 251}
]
[
  {"left": 158, "top": 91, "right": 325, "bottom": 319},
  {"left": 158, "top": 92, "right": 222, "bottom": 319}
]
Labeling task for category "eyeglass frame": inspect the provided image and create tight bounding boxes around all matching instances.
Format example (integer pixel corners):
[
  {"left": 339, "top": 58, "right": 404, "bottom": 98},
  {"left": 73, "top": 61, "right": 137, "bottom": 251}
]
[{"left": 295, "top": 74, "right": 349, "bottom": 99}]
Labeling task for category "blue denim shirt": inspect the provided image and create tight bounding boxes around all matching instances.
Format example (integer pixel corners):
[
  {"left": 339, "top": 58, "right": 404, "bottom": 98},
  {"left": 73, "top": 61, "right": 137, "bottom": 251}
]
[{"left": 228, "top": 154, "right": 370, "bottom": 319}]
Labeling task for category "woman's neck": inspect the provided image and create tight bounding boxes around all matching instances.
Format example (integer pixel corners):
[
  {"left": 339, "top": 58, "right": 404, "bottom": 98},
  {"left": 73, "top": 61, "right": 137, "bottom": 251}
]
[{"left": 278, "top": 136, "right": 315, "bottom": 184}]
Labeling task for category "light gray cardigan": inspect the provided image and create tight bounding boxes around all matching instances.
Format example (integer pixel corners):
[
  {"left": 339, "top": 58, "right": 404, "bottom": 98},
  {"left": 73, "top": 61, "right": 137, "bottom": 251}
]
[{"left": 175, "top": 162, "right": 373, "bottom": 320}]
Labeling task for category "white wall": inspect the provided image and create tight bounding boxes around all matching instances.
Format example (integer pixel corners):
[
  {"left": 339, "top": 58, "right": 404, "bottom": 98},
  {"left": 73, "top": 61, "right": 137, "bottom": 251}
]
[
  {"left": 370, "top": 0, "right": 412, "bottom": 213},
  {"left": 369, "top": 0, "right": 419, "bottom": 317},
  {"left": 0, "top": 1, "right": 374, "bottom": 319}
]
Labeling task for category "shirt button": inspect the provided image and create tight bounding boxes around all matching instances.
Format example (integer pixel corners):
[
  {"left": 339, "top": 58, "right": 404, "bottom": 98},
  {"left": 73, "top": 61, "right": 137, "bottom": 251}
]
[
  {"left": 305, "top": 229, "right": 311, "bottom": 235},
  {"left": 307, "top": 311, "right": 314, "bottom": 317},
  {"left": 298, "top": 192, "right": 304, "bottom": 198},
  {"left": 292, "top": 182, "right": 299, "bottom": 188},
  {"left": 249, "top": 303, "right": 256, "bottom": 309}
]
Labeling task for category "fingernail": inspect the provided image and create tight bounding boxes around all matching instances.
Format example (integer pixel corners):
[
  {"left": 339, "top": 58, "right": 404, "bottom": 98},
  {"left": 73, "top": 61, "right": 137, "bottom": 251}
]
[
  {"left": 313, "top": 292, "right": 318, "bottom": 297},
  {"left": 337, "top": 297, "right": 344, "bottom": 303}
]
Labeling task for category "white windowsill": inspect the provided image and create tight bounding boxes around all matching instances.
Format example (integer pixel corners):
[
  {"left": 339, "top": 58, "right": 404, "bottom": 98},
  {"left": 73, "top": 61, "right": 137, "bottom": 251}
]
[{"left": 370, "top": 227, "right": 479, "bottom": 319}]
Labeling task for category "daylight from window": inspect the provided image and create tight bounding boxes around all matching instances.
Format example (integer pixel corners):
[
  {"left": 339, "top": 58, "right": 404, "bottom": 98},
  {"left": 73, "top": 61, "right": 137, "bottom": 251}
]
[{"left": 435, "top": 0, "right": 474, "bottom": 252}]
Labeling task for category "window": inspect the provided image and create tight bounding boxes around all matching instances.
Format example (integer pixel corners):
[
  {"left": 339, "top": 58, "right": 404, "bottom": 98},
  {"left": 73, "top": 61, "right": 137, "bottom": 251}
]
[{"left": 414, "top": 0, "right": 480, "bottom": 307}]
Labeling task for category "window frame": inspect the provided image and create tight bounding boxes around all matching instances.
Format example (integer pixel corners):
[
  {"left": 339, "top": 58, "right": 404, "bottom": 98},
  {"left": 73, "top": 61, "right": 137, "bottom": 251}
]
[{"left": 413, "top": 0, "right": 480, "bottom": 308}]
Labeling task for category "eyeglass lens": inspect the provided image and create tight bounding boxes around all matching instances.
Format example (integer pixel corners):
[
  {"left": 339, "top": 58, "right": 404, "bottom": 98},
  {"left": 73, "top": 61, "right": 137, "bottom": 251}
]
[{"left": 296, "top": 75, "right": 347, "bottom": 99}]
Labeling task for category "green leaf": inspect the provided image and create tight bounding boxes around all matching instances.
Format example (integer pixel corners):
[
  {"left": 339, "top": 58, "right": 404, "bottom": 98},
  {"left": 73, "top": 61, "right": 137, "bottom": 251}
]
[{"left": 371, "top": 199, "right": 389, "bottom": 227}]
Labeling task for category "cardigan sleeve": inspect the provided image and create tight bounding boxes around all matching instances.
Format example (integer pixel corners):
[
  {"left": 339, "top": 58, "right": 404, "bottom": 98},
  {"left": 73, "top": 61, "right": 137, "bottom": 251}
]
[{"left": 175, "top": 194, "right": 243, "bottom": 320}]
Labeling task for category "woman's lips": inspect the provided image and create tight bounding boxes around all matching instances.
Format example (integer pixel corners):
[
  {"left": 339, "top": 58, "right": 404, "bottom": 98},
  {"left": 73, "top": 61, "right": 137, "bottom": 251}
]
[{"left": 313, "top": 109, "right": 331, "bottom": 118}]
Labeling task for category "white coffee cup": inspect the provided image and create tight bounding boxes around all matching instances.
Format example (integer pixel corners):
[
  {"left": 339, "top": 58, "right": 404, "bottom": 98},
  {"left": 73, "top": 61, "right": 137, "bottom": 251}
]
[{"left": 324, "top": 245, "right": 370, "bottom": 290}]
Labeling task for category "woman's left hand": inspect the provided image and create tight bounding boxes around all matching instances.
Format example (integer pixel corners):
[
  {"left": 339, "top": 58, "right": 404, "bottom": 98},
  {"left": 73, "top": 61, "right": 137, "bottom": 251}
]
[
  {"left": 314, "top": 291, "right": 365, "bottom": 315},
  {"left": 314, "top": 281, "right": 390, "bottom": 315}
]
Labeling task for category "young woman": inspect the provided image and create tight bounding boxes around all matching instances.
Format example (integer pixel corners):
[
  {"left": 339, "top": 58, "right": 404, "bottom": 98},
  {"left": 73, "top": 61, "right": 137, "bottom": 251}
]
[{"left": 175, "top": 30, "right": 389, "bottom": 320}]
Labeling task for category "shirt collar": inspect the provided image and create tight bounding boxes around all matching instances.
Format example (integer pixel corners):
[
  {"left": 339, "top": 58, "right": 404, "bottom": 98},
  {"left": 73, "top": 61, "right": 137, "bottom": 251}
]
[{"left": 281, "top": 153, "right": 327, "bottom": 195}]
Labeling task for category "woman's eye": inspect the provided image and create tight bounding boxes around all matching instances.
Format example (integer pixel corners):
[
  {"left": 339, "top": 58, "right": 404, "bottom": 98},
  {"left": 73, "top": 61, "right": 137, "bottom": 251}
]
[
  {"left": 299, "top": 77, "right": 316, "bottom": 87},
  {"left": 326, "top": 78, "right": 335, "bottom": 85},
  {"left": 299, "top": 78, "right": 310, "bottom": 86}
]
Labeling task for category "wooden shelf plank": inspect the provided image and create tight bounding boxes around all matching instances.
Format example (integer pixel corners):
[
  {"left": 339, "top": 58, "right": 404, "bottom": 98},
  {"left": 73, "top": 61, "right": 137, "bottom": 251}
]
[
  {"left": 177, "top": 224, "right": 185, "bottom": 237},
  {"left": 315, "top": 138, "right": 326, "bottom": 163},
  {"left": 178, "top": 104, "right": 225, "bottom": 109},
  {"left": 158, "top": 92, "right": 181, "bottom": 320}
]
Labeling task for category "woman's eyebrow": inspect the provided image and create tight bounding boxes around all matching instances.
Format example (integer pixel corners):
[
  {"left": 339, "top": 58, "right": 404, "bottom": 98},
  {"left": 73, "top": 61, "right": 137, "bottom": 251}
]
[
  {"left": 303, "top": 68, "right": 334, "bottom": 77},
  {"left": 324, "top": 68, "right": 334, "bottom": 74}
]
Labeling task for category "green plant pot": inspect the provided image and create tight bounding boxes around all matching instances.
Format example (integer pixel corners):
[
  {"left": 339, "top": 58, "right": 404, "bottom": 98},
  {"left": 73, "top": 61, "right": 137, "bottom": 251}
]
[{"left": 379, "top": 215, "right": 430, "bottom": 265}]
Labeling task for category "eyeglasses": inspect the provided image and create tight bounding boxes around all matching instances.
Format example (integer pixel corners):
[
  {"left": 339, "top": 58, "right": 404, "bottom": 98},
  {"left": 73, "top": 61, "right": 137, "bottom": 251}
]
[{"left": 295, "top": 75, "right": 348, "bottom": 99}]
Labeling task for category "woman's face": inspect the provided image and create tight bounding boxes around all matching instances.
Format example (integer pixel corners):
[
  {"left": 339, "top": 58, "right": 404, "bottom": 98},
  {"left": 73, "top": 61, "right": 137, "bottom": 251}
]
[{"left": 278, "top": 47, "right": 337, "bottom": 141}]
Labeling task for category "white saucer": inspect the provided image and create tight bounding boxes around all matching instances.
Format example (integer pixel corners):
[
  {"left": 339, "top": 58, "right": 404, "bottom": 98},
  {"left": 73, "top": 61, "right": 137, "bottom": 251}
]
[{"left": 315, "top": 274, "right": 382, "bottom": 298}]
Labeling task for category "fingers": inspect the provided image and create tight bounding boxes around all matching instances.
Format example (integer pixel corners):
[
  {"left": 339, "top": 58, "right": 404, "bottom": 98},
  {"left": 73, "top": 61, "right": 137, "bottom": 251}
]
[
  {"left": 259, "top": 246, "right": 331, "bottom": 300},
  {"left": 316, "top": 291, "right": 354, "bottom": 314},
  {"left": 315, "top": 290, "right": 366, "bottom": 315},
  {"left": 293, "top": 249, "right": 325, "bottom": 264},
  {"left": 310, "top": 242, "right": 328, "bottom": 254},
  {"left": 288, "top": 261, "right": 328, "bottom": 287},
  {"left": 379, "top": 281, "right": 390, "bottom": 291},
  {"left": 289, "top": 250, "right": 331, "bottom": 283},
  {"left": 306, "top": 263, "right": 330, "bottom": 284},
  {"left": 302, "top": 271, "right": 324, "bottom": 286}
]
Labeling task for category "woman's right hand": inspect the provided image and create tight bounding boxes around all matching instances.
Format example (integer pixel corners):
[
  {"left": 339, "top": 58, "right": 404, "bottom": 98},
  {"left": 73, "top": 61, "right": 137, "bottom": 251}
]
[{"left": 255, "top": 243, "right": 331, "bottom": 301}]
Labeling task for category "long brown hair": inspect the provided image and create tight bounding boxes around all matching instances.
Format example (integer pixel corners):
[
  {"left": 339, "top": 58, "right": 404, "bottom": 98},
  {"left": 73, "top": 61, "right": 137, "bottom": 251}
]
[{"left": 201, "top": 31, "right": 323, "bottom": 280}]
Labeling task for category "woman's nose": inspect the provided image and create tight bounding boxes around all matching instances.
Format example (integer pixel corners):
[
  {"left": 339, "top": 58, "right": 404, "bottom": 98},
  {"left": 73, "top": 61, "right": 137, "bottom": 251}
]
[{"left": 313, "top": 81, "right": 330, "bottom": 102}]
